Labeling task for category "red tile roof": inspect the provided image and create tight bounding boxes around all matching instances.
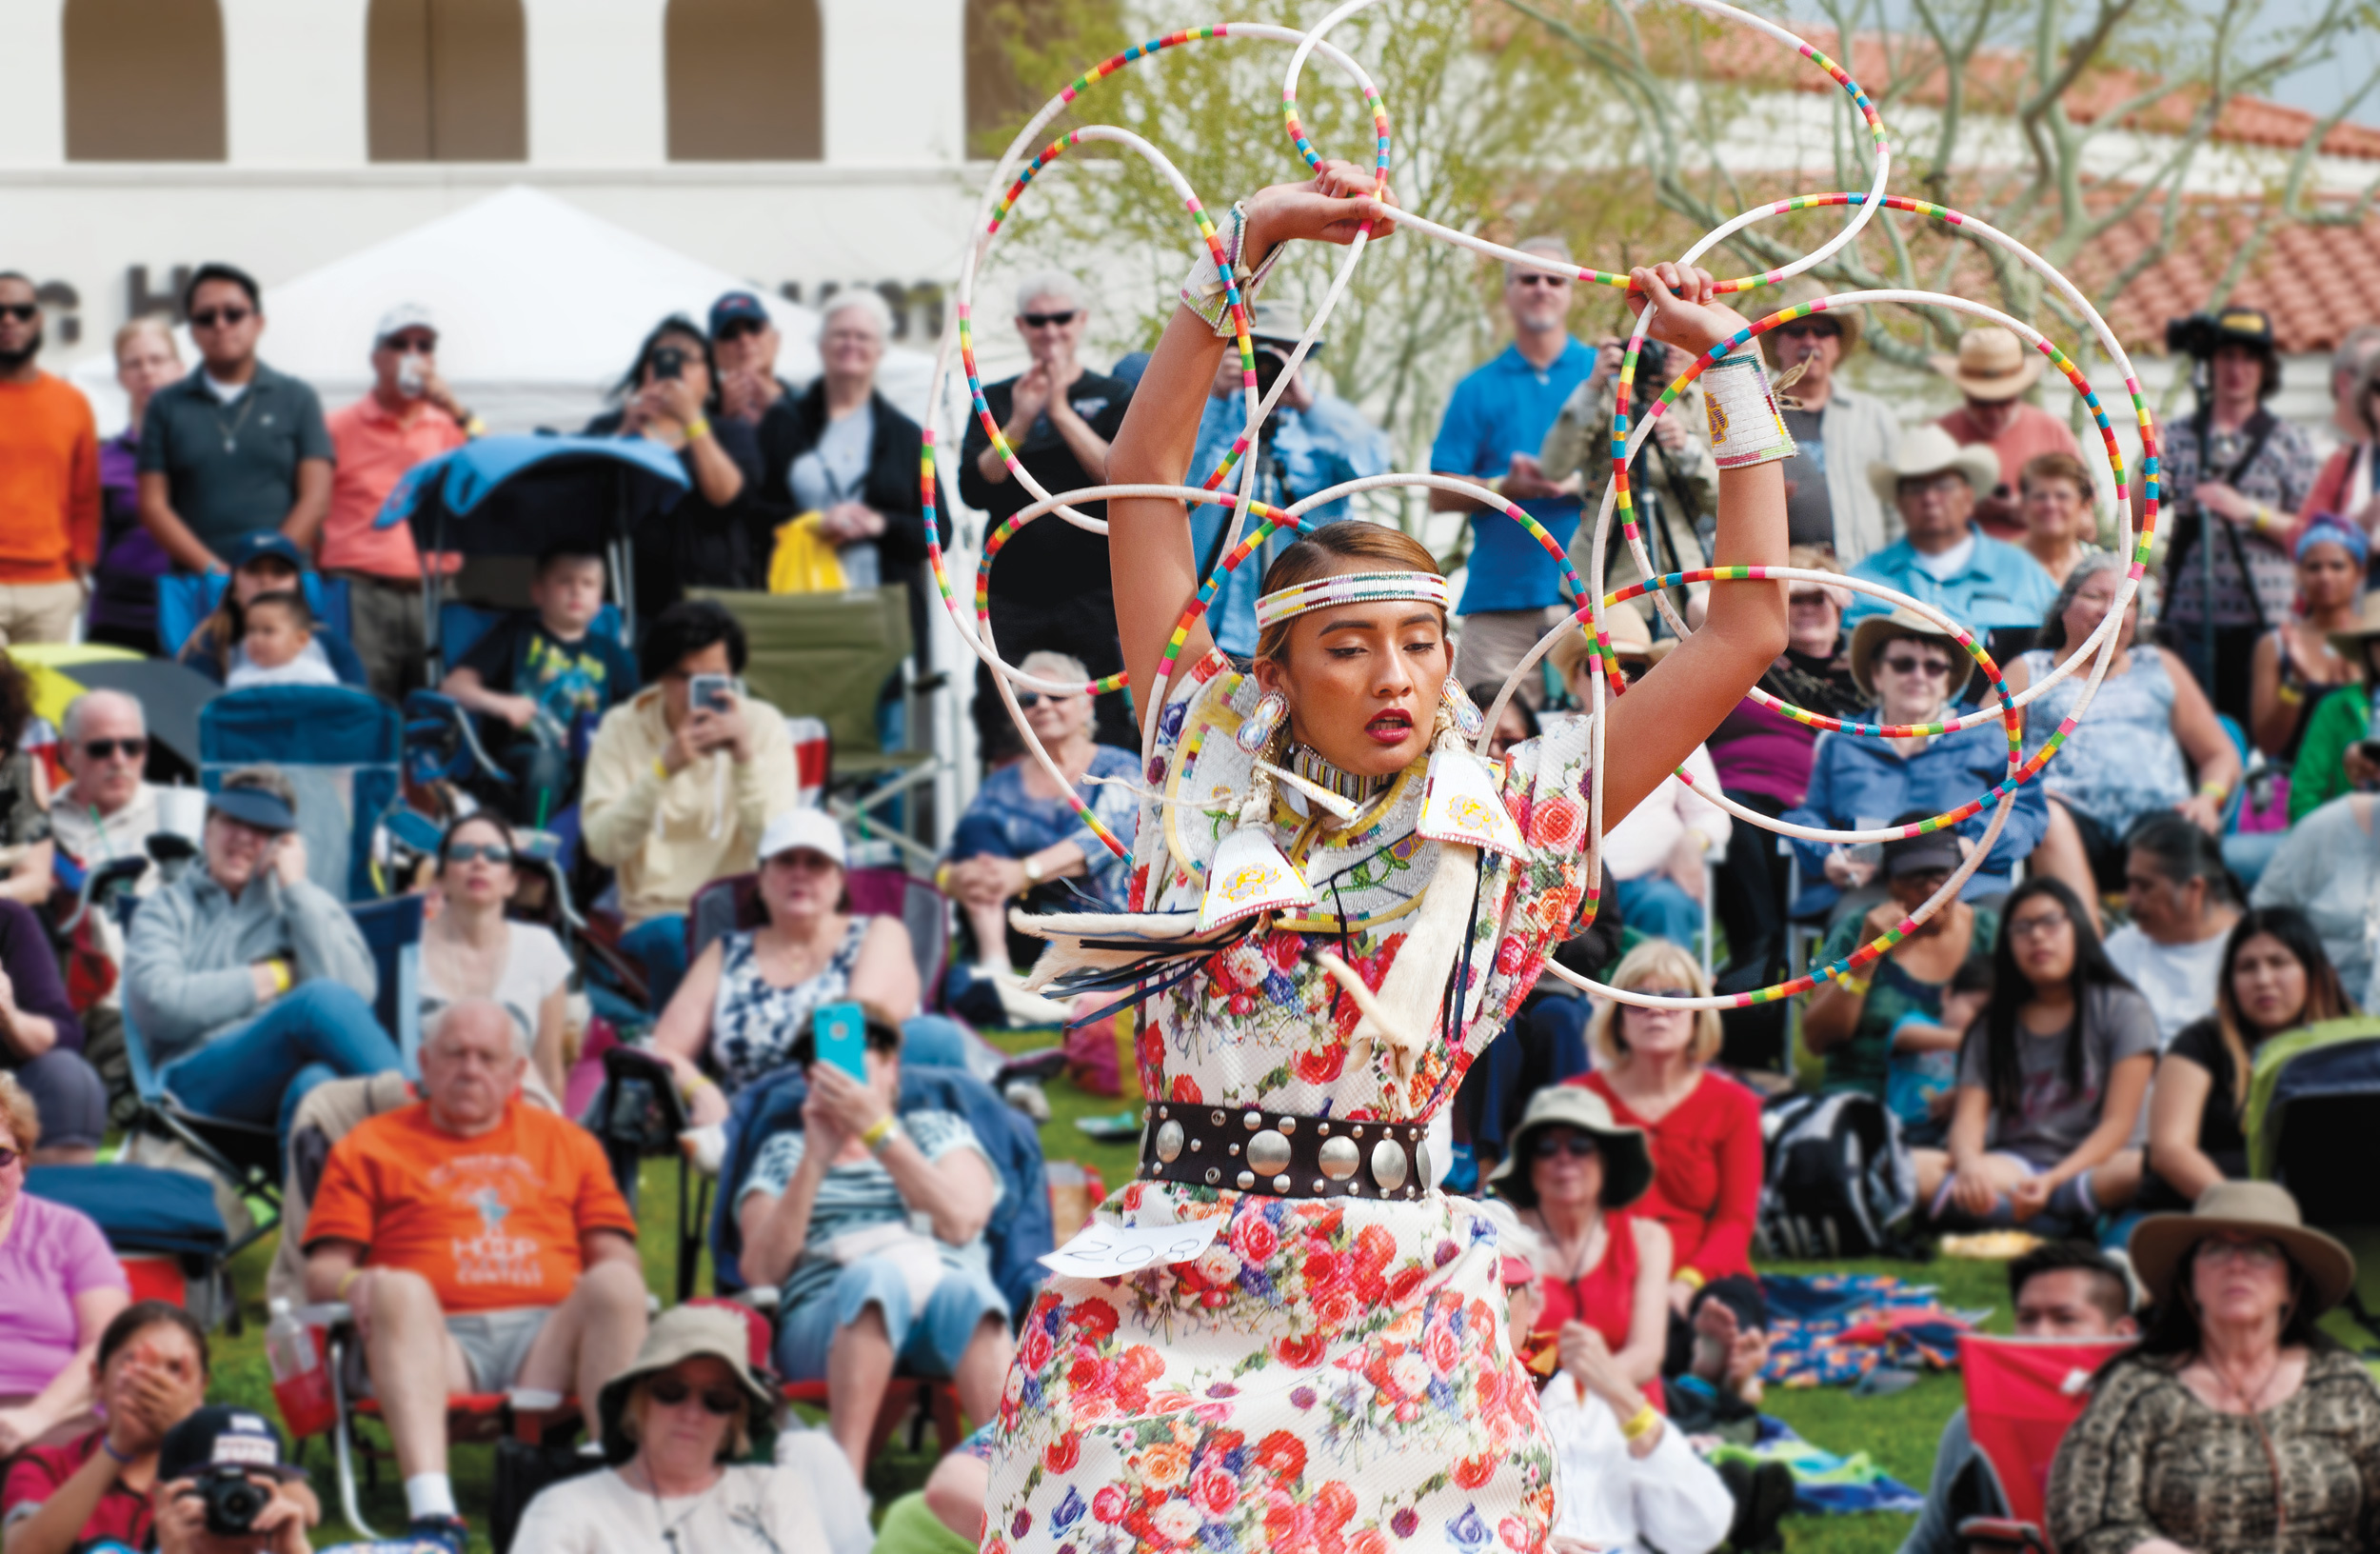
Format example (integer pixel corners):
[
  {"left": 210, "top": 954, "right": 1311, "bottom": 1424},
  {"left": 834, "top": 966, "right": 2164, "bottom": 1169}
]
[{"left": 2066, "top": 200, "right": 2380, "bottom": 354}]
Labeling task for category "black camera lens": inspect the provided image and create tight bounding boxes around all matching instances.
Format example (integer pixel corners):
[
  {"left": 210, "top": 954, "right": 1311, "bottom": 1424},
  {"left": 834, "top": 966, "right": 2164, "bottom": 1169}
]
[{"left": 196, "top": 1468, "right": 269, "bottom": 1536}]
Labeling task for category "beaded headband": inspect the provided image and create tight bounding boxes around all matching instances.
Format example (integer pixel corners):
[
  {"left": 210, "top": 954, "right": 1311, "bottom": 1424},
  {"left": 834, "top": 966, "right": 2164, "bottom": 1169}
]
[{"left": 1252, "top": 570, "right": 1452, "bottom": 630}]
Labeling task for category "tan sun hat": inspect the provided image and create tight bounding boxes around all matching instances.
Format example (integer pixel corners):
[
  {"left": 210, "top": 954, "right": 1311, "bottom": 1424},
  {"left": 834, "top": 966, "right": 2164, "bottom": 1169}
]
[
  {"left": 1485, "top": 1085, "right": 1654, "bottom": 1211},
  {"left": 1932, "top": 325, "right": 2044, "bottom": 402},
  {"left": 1867, "top": 425, "right": 2004, "bottom": 511},
  {"left": 2127, "top": 1181, "right": 2355, "bottom": 1315},
  {"left": 596, "top": 1304, "right": 778, "bottom": 1465},
  {"left": 1549, "top": 605, "right": 1654, "bottom": 685},
  {"left": 1849, "top": 607, "right": 1967, "bottom": 699}
]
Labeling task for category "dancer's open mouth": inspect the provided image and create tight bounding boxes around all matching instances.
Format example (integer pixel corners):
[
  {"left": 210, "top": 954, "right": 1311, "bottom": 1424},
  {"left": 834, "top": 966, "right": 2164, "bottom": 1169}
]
[{"left": 1365, "top": 709, "right": 1414, "bottom": 745}]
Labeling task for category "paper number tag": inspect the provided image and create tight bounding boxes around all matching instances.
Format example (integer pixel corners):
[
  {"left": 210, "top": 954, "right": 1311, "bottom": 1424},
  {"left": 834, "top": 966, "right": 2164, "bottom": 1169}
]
[{"left": 1038, "top": 1216, "right": 1223, "bottom": 1280}]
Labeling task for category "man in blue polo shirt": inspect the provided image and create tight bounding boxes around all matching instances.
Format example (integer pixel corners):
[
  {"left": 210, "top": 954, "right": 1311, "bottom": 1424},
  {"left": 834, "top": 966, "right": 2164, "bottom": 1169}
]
[
  {"left": 1429, "top": 236, "right": 1598, "bottom": 702},
  {"left": 137, "top": 263, "right": 332, "bottom": 576},
  {"left": 1843, "top": 426, "right": 2057, "bottom": 639}
]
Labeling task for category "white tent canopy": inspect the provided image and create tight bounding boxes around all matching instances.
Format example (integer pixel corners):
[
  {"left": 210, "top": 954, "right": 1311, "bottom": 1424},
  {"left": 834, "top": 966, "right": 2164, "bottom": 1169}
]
[{"left": 68, "top": 185, "right": 936, "bottom": 436}]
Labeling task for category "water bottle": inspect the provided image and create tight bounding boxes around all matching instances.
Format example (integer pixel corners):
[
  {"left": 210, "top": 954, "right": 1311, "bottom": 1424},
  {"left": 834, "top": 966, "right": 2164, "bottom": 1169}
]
[{"left": 264, "top": 1298, "right": 334, "bottom": 1440}]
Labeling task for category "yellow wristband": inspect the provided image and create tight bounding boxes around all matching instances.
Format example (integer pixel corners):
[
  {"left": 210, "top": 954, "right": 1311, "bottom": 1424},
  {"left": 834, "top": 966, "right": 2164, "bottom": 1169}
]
[
  {"left": 267, "top": 958, "right": 294, "bottom": 995},
  {"left": 861, "top": 1115, "right": 899, "bottom": 1152},
  {"left": 681, "top": 1074, "right": 716, "bottom": 1100},
  {"left": 1676, "top": 1267, "right": 1706, "bottom": 1292},
  {"left": 2198, "top": 779, "right": 2229, "bottom": 800},
  {"left": 1837, "top": 975, "right": 1872, "bottom": 999},
  {"left": 652, "top": 756, "right": 671, "bottom": 782},
  {"left": 335, "top": 1266, "right": 363, "bottom": 1300},
  {"left": 1620, "top": 1403, "right": 1661, "bottom": 1442},
  {"left": 684, "top": 417, "right": 712, "bottom": 443}
]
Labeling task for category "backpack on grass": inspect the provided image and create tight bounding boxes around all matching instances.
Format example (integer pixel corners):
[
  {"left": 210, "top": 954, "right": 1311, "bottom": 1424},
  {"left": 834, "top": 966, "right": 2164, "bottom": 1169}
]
[{"left": 1755, "top": 1090, "right": 1920, "bottom": 1260}]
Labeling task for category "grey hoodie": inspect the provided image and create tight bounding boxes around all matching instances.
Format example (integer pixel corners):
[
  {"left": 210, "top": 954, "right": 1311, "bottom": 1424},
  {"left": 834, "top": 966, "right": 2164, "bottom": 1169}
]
[{"left": 123, "top": 865, "right": 377, "bottom": 1061}]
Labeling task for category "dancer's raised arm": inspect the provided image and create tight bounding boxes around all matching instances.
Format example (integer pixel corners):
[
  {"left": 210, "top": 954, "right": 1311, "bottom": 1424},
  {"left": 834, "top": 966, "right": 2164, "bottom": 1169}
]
[
  {"left": 1107, "top": 160, "right": 1394, "bottom": 715},
  {"left": 1597, "top": 268, "right": 1792, "bottom": 827}
]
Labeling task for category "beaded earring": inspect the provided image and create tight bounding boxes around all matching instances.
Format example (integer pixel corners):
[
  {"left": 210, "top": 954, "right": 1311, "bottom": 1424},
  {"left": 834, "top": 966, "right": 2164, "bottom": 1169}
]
[
  {"left": 1441, "top": 681, "right": 1485, "bottom": 741},
  {"left": 1236, "top": 690, "right": 1290, "bottom": 753}
]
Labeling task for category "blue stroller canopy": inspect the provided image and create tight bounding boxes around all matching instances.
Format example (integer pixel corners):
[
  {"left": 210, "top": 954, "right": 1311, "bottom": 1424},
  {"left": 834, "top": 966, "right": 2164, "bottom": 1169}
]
[{"left": 371, "top": 434, "right": 689, "bottom": 557}]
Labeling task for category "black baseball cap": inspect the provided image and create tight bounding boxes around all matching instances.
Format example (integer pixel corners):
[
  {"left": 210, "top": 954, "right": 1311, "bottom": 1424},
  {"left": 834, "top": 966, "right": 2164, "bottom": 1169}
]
[
  {"left": 708, "top": 291, "right": 769, "bottom": 335},
  {"left": 208, "top": 786, "right": 297, "bottom": 834},
  {"left": 157, "top": 1406, "right": 305, "bottom": 1483},
  {"left": 1881, "top": 827, "right": 1963, "bottom": 880}
]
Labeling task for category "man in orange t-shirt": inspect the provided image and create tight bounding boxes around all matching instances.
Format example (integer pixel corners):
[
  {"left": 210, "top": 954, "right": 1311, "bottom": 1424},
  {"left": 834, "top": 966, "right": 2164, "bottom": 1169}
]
[
  {"left": 301, "top": 1001, "right": 645, "bottom": 1552},
  {"left": 0, "top": 273, "right": 101, "bottom": 645}
]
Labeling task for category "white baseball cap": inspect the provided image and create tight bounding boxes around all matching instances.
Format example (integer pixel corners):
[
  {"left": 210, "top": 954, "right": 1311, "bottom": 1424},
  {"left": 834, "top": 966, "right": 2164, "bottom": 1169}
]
[
  {"left": 757, "top": 807, "right": 846, "bottom": 868},
  {"left": 374, "top": 303, "right": 437, "bottom": 346}
]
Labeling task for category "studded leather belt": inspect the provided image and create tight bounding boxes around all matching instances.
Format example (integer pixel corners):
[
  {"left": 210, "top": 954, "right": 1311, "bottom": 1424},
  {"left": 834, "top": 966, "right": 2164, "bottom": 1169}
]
[{"left": 1138, "top": 1104, "right": 1434, "bottom": 1200}]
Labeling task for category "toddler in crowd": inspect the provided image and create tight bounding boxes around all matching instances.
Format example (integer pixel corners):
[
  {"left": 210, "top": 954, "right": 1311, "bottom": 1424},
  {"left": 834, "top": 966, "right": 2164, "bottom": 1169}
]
[{"left": 226, "top": 591, "right": 342, "bottom": 689}]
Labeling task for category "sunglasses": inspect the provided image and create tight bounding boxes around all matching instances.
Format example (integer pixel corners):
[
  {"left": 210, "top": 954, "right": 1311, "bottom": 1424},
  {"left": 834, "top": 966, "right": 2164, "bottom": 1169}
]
[
  {"left": 384, "top": 333, "right": 437, "bottom": 354},
  {"left": 1510, "top": 273, "right": 1570, "bottom": 289},
  {"left": 1630, "top": 986, "right": 1696, "bottom": 1001},
  {"left": 0, "top": 1146, "right": 17, "bottom": 1170},
  {"left": 445, "top": 843, "right": 513, "bottom": 866},
  {"left": 1014, "top": 692, "right": 1080, "bottom": 708},
  {"left": 0, "top": 303, "right": 36, "bottom": 323},
  {"left": 645, "top": 1375, "right": 743, "bottom": 1416},
  {"left": 83, "top": 738, "right": 148, "bottom": 761},
  {"left": 1018, "top": 310, "right": 1079, "bottom": 329},
  {"left": 1880, "top": 653, "right": 1953, "bottom": 677},
  {"left": 1531, "top": 1131, "right": 1598, "bottom": 1161},
  {"left": 189, "top": 307, "right": 253, "bottom": 329},
  {"left": 715, "top": 318, "right": 766, "bottom": 341},
  {"left": 1774, "top": 321, "right": 1841, "bottom": 340}
]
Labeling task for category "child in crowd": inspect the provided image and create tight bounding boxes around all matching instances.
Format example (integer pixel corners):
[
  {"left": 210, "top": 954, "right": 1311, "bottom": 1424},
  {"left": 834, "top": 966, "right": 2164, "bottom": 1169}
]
[
  {"left": 225, "top": 591, "right": 341, "bottom": 688},
  {"left": 440, "top": 546, "right": 639, "bottom": 826}
]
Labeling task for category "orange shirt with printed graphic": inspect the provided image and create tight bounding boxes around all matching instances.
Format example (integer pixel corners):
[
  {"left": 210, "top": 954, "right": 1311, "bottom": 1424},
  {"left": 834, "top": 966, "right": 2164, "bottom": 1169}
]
[{"left": 302, "top": 1100, "right": 636, "bottom": 1312}]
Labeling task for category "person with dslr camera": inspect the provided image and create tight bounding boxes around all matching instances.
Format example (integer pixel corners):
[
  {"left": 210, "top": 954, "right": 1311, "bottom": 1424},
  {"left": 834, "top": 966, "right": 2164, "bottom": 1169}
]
[
  {"left": 147, "top": 1407, "right": 316, "bottom": 1554},
  {"left": 1182, "top": 299, "right": 1392, "bottom": 654},
  {"left": 2156, "top": 306, "right": 2317, "bottom": 722}
]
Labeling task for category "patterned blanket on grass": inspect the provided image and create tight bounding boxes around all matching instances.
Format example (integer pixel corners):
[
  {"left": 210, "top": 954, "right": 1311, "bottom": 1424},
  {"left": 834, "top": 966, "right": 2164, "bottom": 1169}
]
[
  {"left": 1702, "top": 1416, "right": 1926, "bottom": 1516},
  {"left": 1760, "top": 1272, "right": 1986, "bottom": 1388}
]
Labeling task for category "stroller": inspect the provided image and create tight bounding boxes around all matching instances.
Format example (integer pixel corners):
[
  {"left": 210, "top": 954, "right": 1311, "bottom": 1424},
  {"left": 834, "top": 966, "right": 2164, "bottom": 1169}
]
[{"left": 2244, "top": 1014, "right": 2380, "bottom": 1342}]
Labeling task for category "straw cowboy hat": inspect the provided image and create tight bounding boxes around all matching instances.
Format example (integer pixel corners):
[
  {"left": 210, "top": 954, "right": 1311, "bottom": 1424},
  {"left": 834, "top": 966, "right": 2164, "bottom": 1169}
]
[
  {"left": 1486, "top": 1085, "right": 1655, "bottom": 1210},
  {"left": 2128, "top": 1181, "right": 2355, "bottom": 1314},
  {"left": 2327, "top": 590, "right": 2380, "bottom": 659},
  {"left": 1932, "top": 325, "right": 2044, "bottom": 402},
  {"left": 1549, "top": 604, "right": 1654, "bottom": 685},
  {"left": 1866, "top": 425, "right": 2003, "bottom": 511},
  {"left": 597, "top": 1304, "right": 778, "bottom": 1465},
  {"left": 1849, "top": 607, "right": 1967, "bottom": 699}
]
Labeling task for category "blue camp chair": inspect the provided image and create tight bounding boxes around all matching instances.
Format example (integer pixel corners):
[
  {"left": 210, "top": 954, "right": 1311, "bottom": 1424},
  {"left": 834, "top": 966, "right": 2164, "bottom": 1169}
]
[
  {"left": 200, "top": 687, "right": 401, "bottom": 902},
  {"left": 156, "top": 572, "right": 353, "bottom": 665},
  {"left": 117, "top": 892, "right": 422, "bottom": 1254},
  {"left": 27, "top": 1164, "right": 231, "bottom": 1326}
]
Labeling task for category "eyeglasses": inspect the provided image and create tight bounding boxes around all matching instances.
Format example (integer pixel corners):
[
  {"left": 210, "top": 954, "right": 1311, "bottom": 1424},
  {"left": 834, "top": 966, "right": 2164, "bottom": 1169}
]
[
  {"left": 82, "top": 738, "right": 147, "bottom": 762},
  {"left": 0, "top": 1146, "right": 18, "bottom": 1170},
  {"left": 2009, "top": 909, "right": 2071, "bottom": 939},
  {"left": 445, "top": 843, "right": 513, "bottom": 866},
  {"left": 1018, "top": 310, "right": 1079, "bottom": 329},
  {"left": 1774, "top": 321, "right": 1841, "bottom": 340},
  {"left": 1531, "top": 1131, "right": 1598, "bottom": 1161},
  {"left": 645, "top": 1375, "right": 743, "bottom": 1415},
  {"left": 2197, "top": 1237, "right": 2285, "bottom": 1269},
  {"left": 189, "top": 307, "right": 252, "bottom": 329},
  {"left": 0, "top": 303, "right": 37, "bottom": 323},
  {"left": 1510, "top": 273, "right": 1570, "bottom": 289},
  {"left": 1880, "top": 653, "right": 1953, "bottom": 677},
  {"left": 1629, "top": 987, "right": 1696, "bottom": 1002}
]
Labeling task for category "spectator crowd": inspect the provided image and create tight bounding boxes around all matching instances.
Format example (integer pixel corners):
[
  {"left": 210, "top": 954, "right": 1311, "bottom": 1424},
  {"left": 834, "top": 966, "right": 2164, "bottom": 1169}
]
[{"left": 3, "top": 248, "right": 2380, "bottom": 1554}]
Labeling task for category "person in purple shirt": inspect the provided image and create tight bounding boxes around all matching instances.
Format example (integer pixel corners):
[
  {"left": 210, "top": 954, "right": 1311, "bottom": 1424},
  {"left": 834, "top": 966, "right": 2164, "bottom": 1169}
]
[
  {"left": 1706, "top": 547, "right": 1865, "bottom": 1003},
  {"left": 0, "top": 1072, "right": 131, "bottom": 1456},
  {"left": 88, "top": 319, "right": 182, "bottom": 655},
  {"left": 0, "top": 897, "right": 102, "bottom": 1166}
]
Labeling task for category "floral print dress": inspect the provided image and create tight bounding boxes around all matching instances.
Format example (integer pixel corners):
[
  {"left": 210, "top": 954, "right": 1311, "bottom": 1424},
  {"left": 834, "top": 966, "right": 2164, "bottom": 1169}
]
[{"left": 983, "top": 649, "right": 1604, "bottom": 1554}]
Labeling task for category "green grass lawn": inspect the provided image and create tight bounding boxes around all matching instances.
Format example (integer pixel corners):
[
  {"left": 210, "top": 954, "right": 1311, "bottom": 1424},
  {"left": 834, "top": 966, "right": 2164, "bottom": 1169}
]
[{"left": 197, "top": 1037, "right": 1999, "bottom": 1552}]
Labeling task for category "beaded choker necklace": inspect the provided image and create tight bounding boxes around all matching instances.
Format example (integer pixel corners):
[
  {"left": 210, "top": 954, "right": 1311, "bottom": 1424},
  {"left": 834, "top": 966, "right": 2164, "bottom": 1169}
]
[{"left": 1285, "top": 743, "right": 1392, "bottom": 806}]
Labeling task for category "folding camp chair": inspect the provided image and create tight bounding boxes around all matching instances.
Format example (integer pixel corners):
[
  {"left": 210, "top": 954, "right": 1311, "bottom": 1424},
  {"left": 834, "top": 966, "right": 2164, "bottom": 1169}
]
[
  {"left": 2244, "top": 1015, "right": 2380, "bottom": 1344},
  {"left": 156, "top": 572, "right": 353, "bottom": 664},
  {"left": 1952, "top": 1334, "right": 2135, "bottom": 1552},
  {"left": 199, "top": 686, "right": 402, "bottom": 903},
  {"left": 690, "top": 586, "right": 947, "bottom": 860},
  {"left": 27, "top": 1163, "right": 231, "bottom": 1325}
]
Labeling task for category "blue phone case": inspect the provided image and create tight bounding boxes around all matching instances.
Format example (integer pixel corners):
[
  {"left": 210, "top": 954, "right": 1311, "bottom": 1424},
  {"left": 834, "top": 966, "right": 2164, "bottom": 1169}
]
[{"left": 813, "top": 1001, "right": 868, "bottom": 1081}]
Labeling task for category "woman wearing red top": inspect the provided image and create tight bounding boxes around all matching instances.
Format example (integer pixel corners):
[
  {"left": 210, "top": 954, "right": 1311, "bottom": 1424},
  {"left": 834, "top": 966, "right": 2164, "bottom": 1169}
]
[
  {"left": 1572, "top": 940, "right": 1764, "bottom": 1316},
  {"left": 1489, "top": 1086, "right": 1671, "bottom": 1394}
]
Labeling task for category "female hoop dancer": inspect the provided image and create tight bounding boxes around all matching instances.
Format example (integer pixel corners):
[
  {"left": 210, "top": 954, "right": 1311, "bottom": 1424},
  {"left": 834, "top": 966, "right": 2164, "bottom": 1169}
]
[{"left": 981, "top": 160, "right": 1789, "bottom": 1553}]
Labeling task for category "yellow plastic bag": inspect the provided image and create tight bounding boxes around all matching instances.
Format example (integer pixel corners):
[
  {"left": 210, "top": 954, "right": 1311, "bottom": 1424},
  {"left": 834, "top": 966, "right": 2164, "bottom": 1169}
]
[{"left": 767, "top": 511, "right": 847, "bottom": 594}]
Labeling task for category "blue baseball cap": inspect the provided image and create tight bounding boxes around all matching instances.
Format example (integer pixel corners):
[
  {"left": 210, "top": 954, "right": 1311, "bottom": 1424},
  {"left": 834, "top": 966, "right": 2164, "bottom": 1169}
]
[
  {"left": 157, "top": 1406, "right": 305, "bottom": 1484},
  {"left": 708, "top": 291, "right": 770, "bottom": 335},
  {"left": 223, "top": 530, "right": 305, "bottom": 574},
  {"left": 208, "top": 785, "right": 297, "bottom": 834}
]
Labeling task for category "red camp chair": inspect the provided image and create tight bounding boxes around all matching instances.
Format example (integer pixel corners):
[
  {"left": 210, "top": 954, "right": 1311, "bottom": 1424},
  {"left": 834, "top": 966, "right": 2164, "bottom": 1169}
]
[{"left": 1954, "top": 1334, "right": 2134, "bottom": 1553}]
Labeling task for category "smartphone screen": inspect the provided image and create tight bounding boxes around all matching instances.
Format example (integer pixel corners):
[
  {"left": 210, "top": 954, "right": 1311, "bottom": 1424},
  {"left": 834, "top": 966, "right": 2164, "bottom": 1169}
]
[
  {"left": 812, "top": 1001, "right": 869, "bottom": 1082},
  {"left": 687, "top": 673, "right": 733, "bottom": 713}
]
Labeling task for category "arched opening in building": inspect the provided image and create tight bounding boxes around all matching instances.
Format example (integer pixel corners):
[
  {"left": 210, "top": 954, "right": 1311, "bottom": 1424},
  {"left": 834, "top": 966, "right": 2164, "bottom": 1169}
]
[
  {"left": 666, "top": 0, "right": 823, "bottom": 161},
  {"left": 64, "top": 0, "right": 227, "bottom": 161},
  {"left": 367, "top": 0, "right": 527, "bottom": 161}
]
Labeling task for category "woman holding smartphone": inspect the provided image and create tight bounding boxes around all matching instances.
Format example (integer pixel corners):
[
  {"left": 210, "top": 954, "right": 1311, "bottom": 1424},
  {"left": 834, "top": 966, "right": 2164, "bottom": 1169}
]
[{"left": 732, "top": 1002, "right": 1012, "bottom": 1471}]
